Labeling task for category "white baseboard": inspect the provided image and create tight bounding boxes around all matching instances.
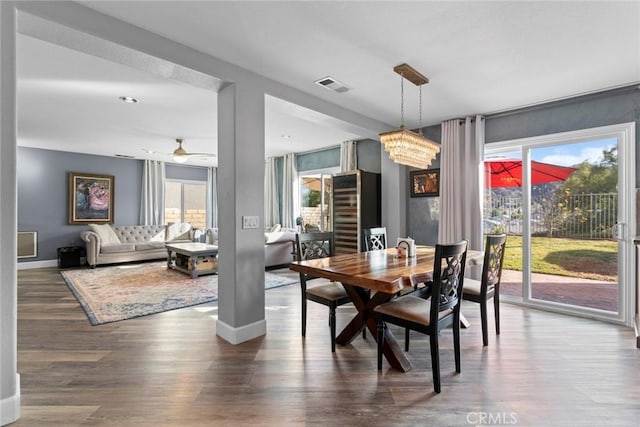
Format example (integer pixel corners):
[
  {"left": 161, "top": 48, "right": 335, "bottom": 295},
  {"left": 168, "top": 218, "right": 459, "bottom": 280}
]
[
  {"left": 216, "top": 319, "right": 266, "bottom": 344},
  {"left": 17, "top": 259, "right": 57, "bottom": 270},
  {"left": 0, "top": 373, "right": 20, "bottom": 426}
]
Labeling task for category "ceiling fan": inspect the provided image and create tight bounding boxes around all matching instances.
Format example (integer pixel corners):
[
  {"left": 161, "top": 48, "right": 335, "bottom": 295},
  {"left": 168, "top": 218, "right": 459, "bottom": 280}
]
[{"left": 145, "top": 138, "right": 216, "bottom": 163}]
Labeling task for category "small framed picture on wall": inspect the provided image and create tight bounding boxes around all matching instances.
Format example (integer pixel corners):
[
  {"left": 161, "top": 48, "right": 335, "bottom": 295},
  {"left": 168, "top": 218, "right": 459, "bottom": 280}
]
[
  {"left": 68, "top": 172, "right": 114, "bottom": 224},
  {"left": 410, "top": 168, "right": 440, "bottom": 197}
]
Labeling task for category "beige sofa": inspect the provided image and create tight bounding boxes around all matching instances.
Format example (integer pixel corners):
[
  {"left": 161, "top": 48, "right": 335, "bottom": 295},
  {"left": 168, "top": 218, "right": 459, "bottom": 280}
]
[
  {"left": 206, "top": 226, "right": 296, "bottom": 269},
  {"left": 81, "top": 223, "right": 194, "bottom": 268}
]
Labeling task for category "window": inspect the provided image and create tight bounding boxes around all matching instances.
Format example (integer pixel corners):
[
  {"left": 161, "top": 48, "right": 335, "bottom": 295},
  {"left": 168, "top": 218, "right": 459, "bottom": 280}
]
[
  {"left": 164, "top": 180, "right": 207, "bottom": 228},
  {"left": 298, "top": 167, "right": 339, "bottom": 231}
]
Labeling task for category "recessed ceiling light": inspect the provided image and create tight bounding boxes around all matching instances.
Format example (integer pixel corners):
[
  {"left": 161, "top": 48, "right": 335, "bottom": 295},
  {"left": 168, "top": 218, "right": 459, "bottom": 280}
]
[
  {"left": 119, "top": 96, "right": 139, "bottom": 104},
  {"left": 281, "top": 134, "right": 292, "bottom": 139}
]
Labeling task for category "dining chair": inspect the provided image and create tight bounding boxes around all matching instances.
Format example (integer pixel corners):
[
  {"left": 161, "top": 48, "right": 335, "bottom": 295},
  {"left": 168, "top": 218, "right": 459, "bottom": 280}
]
[
  {"left": 374, "top": 240, "right": 468, "bottom": 393},
  {"left": 462, "top": 234, "right": 507, "bottom": 346},
  {"left": 363, "top": 227, "right": 387, "bottom": 251},
  {"left": 295, "top": 232, "right": 353, "bottom": 352},
  {"left": 363, "top": 226, "right": 418, "bottom": 303}
]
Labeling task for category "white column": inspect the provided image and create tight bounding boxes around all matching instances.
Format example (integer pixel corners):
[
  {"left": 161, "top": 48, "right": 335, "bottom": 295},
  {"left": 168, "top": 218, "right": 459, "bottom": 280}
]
[
  {"left": 216, "top": 81, "right": 267, "bottom": 344},
  {"left": 0, "top": 2, "right": 20, "bottom": 425}
]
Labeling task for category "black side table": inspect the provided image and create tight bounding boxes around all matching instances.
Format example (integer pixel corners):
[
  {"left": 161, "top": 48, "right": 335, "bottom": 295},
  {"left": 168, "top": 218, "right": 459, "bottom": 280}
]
[{"left": 57, "top": 246, "right": 84, "bottom": 268}]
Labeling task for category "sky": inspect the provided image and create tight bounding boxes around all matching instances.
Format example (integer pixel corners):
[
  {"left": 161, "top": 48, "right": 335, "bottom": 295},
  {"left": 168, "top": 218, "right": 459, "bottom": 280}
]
[{"left": 486, "top": 137, "right": 616, "bottom": 167}]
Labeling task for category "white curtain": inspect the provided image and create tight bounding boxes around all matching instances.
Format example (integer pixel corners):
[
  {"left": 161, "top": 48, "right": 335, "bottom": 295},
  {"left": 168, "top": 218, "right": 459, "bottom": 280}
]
[
  {"left": 340, "top": 140, "right": 358, "bottom": 172},
  {"left": 206, "top": 167, "right": 218, "bottom": 229},
  {"left": 139, "top": 160, "right": 166, "bottom": 225},
  {"left": 264, "top": 157, "right": 280, "bottom": 227},
  {"left": 282, "top": 153, "right": 298, "bottom": 228},
  {"left": 438, "top": 115, "right": 484, "bottom": 253}
]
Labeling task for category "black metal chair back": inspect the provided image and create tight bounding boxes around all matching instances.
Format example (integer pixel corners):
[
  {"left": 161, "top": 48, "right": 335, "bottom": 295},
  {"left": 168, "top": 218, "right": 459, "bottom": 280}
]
[
  {"left": 481, "top": 234, "right": 507, "bottom": 294},
  {"left": 363, "top": 227, "right": 387, "bottom": 251},
  {"left": 295, "top": 232, "right": 334, "bottom": 264},
  {"left": 430, "top": 240, "right": 468, "bottom": 319},
  {"left": 462, "top": 234, "right": 507, "bottom": 346}
]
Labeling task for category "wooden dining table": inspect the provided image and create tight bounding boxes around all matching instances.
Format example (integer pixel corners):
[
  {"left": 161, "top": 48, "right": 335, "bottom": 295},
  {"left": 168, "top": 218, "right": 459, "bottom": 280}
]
[{"left": 289, "top": 245, "right": 483, "bottom": 372}]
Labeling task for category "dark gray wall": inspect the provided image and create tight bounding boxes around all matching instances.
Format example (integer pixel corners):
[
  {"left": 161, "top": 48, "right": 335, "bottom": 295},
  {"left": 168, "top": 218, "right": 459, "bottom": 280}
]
[
  {"left": 356, "top": 139, "right": 382, "bottom": 173},
  {"left": 296, "top": 146, "right": 340, "bottom": 172},
  {"left": 17, "top": 147, "right": 208, "bottom": 262},
  {"left": 406, "top": 85, "right": 640, "bottom": 244},
  {"left": 295, "top": 140, "right": 382, "bottom": 173},
  {"left": 165, "top": 163, "right": 208, "bottom": 181},
  {"left": 17, "top": 147, "right": 143, "bottom": 262},
  {"left": 485, "top": 85, "right": 640, "bottom": 149},
  {"left": 407, "top": 124, "right": 442, "bottom": 245}
]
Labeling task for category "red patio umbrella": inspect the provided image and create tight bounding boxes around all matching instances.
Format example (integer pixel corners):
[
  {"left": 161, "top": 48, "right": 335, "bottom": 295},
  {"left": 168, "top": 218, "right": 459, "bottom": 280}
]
[{"left": 484, "top": 159, "right": 577, "bottom": 188}]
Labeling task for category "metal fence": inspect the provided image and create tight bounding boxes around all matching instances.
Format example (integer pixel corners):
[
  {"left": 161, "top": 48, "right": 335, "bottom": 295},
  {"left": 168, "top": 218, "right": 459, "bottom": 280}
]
[{"left": 484, "top": 192, "right": 617, "bottom": 239}]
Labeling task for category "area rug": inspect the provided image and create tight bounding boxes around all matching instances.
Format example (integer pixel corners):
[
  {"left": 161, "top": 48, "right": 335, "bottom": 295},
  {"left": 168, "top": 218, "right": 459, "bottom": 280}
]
[{"left": 60, "top": 262, "right": 299, "bottom": 325}]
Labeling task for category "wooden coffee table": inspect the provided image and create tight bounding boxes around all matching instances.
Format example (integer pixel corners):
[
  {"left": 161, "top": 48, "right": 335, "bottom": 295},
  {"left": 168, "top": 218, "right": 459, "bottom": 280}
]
[{"left": 165, "top": 242, "right": 219, "bottom": 279}]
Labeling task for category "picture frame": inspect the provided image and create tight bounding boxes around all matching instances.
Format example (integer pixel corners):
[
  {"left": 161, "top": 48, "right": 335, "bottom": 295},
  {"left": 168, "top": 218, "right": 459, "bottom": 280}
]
[
  {"left": 410, "top": 168, "right": 440, "bottom": 197},
  {"left": 68, "top": 172, "right": 114, "bottom": 224}
]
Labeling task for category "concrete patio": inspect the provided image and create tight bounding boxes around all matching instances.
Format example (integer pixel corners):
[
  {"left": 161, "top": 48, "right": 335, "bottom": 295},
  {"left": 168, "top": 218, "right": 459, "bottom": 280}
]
[{"left": 500, "top": 269, "right": 617, "bottom": 312}]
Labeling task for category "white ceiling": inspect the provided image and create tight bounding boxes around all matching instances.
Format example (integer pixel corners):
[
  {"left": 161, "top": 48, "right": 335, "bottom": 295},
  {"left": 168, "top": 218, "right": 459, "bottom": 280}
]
[{"left": 16, "top": 1, "right": 640, "bottom": 166}]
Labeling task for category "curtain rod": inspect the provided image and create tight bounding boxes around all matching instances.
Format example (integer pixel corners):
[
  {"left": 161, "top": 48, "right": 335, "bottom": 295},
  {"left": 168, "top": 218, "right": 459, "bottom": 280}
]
[{"left": 456, "top": 117, "right": 484, "bottom": 124}]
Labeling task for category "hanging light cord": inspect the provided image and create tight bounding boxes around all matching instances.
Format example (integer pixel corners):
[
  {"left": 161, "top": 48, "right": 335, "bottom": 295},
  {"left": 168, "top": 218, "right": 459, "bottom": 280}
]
[
  {"left": 400, "top": 71, "right": 425, "bottom": 133},
  {"left": 400, "top": 72, "right": 405, "bottom": 127},
  {"left": 418, "top": 84, "right": 423, "bottom": 135}
]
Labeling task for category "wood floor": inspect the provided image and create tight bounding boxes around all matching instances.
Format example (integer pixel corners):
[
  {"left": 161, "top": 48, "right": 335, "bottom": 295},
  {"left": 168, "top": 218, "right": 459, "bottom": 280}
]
[{"left": 14, "top": 266, "right": 640, "bottom": 426}]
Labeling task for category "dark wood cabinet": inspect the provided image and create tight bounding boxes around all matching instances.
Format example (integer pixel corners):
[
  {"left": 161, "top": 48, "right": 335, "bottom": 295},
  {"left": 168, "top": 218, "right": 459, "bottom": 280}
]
[{"left": 332, "top": 170, "right": 381, "bottom": 255}]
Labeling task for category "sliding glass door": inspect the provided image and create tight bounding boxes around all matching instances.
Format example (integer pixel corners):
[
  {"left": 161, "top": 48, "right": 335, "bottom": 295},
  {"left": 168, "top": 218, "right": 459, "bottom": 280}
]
[
  {"left": 299, "top": 172, "right": 333, "bottom": 231},
  {"left": 165, "top": 180, "right": 207, "bottom": 228},
  {"left": 484, "top": 123, "right": 635, "bottom": 324},
  {"left": 528, "top": 141, "right": 619, "bottom": 312}
]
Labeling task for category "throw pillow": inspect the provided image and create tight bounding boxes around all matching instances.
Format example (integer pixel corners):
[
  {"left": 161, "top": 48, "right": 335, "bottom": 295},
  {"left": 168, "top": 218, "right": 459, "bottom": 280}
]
[
  {"left": 88, "top": 224, "right": 121, "bottom": 245},
  {"left": 166, "top": 222, "right": 192, "bottom": 241},
  {"left": 150, "top": 229, "right": 166, "bottom": 242},
  {"left": 269, "top": 224, "right": 282, "bottom": 233},
  {"left": 265, "top": 231, "right": 293, "bottom": 244}
]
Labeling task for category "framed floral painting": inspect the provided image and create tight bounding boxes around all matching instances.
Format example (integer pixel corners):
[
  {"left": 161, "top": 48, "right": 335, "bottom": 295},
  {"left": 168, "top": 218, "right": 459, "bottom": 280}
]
[{"left": 68, "top": 172, "right": 114, "bottom": 224}]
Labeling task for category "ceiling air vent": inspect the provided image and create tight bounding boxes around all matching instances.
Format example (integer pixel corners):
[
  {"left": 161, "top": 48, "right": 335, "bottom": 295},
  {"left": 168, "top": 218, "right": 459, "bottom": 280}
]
[{"left": 314, "top": 76, "right": 349, "bottom": 93}]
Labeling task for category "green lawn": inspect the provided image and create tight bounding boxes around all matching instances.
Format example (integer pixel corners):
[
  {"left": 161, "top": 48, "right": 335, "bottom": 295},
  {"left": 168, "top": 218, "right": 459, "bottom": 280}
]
[{"left": 503, "top": 235, "right": 617, "bottom": 282}]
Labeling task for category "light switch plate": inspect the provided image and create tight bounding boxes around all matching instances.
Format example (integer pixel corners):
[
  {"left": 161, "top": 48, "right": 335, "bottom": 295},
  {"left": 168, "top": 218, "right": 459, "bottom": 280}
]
[{"left": 242, "top": 215, "right": 259, "bottom": 229}]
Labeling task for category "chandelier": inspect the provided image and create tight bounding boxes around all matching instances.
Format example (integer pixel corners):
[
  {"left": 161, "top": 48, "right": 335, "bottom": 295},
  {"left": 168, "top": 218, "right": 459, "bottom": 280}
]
[{"left": 379, "top": 63, "right": 440, "bottom": 169}]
